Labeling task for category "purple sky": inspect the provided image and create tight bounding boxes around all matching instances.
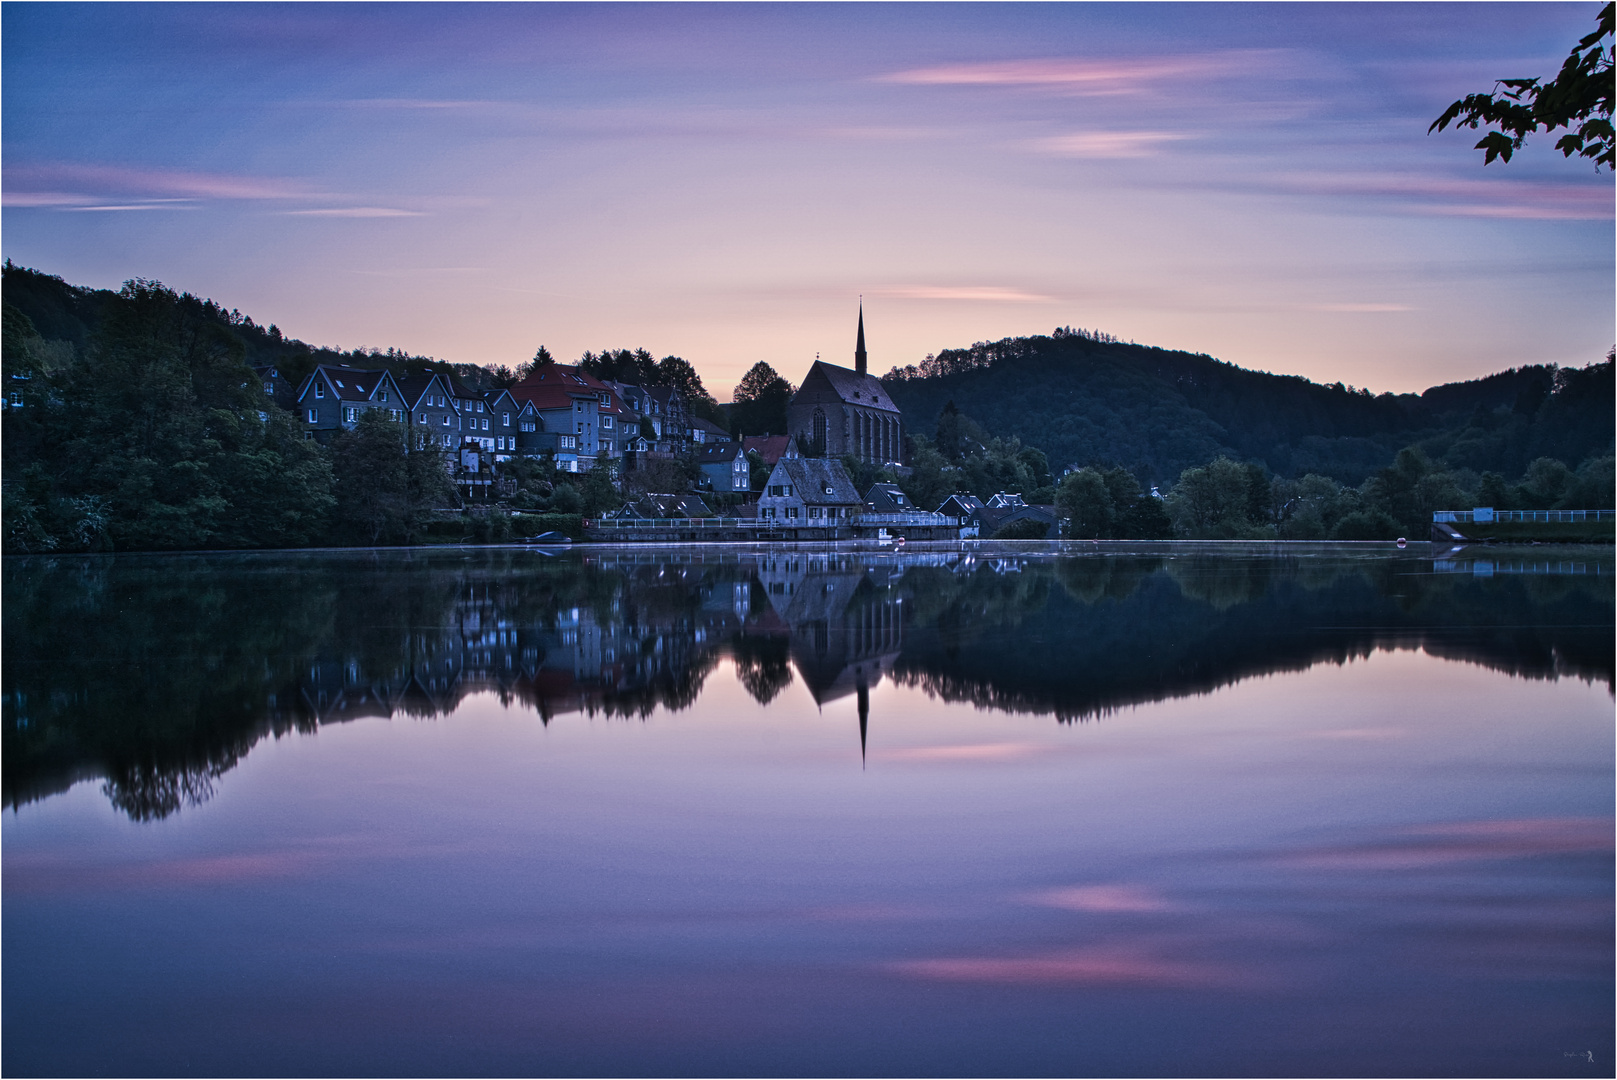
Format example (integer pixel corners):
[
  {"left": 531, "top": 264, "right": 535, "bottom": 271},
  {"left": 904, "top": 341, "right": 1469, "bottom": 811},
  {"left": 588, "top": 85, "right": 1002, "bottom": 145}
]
[{"left": 4, "top": 3, "right": 1611, "bottom": 396}]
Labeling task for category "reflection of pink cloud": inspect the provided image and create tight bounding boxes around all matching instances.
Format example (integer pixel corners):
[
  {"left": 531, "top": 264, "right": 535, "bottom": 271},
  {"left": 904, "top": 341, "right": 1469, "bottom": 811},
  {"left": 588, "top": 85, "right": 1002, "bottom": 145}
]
[
  {"left": 1030, "top": 884, "right": 1175, "bottom": 913},
  {"left": 5, "top": 850, "right": 323, "bottom": 894},
  {"left": 883, "top": 741, "right": 1042, "bottom": 762},
  {"left": 1035, "top": 131, "right": 1188, "bottom": 159},
  {"left": 890, "top": 946, "right": 1240, "bottom": 987},
  {"left": 1276, "top": 818, "right": 1612, "bottom": 871},
  {"left": 286, "top": 207, "right": 425, "bottom": 218},
  {"left": 883, "top": 54, "right": 1259, "bottom": 93},
  {"left": 6, "top": 162, "right": 312, "bottom": 201}
]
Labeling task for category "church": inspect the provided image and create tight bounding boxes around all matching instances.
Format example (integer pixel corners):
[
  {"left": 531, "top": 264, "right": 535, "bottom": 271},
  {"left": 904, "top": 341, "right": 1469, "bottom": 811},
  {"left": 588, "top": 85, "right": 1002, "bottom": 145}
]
[{"left": 787, "top": 306, "right": 905, "bottom": 466}]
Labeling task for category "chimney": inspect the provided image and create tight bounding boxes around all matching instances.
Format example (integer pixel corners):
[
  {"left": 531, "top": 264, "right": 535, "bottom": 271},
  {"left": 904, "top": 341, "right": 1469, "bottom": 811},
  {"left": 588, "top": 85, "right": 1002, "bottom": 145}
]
[{"left": 855, "top": 302, "right": 867, "bottom": 375}]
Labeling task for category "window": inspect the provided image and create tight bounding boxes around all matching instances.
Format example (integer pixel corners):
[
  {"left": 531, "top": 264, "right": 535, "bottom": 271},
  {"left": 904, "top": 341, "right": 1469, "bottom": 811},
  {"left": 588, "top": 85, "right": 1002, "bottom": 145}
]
[
  {"left": 602, "top": 416, "right": 613, "bottom": 429},
  {"left": 263, "top": 382, "right": 274, "bottom": 395},
  {"left": 443, "top": 434, "right": 452, "bottom": 447},
  {"left": 344, "top": 406, "right": 358, "bottom": 422},
  {"left": 390, "top": 409, "right": 401, "bottom": 421},
  {"left": 808, "top": 507, "right": 823, "bottom": 519},
  {"left": 599, "top": 393, "right": 609, "bottom": 406},
  {"left": 520, "top": 421, "right": 536, "bottom": 432},
  {"left": 307, "top": 409, "right": 318, "bottom": 423},
  {"left": 496, "top": 436, "right": 505, "bottom": 450},
  {"left": 257, "top": 411, "right": 269, "bottom": 422},
  {"left": 419, "top": 413, "right": 427, "bottom": 424},
  {"left": 335, "top": 379, "right": 345, "bottom": 388},
  {"left": 577, "top": 422, "right": 583, "bottom": 434},
  {"left": 476, "top": 401, "right": 484, "bottom": 413},
  {"left": 378, "top": 389, "right": 388, "bottom": 403},
  {"left": 8, "top": 392, "right": 22, "bottom": 407},
  {"left": 823, "top": 483, "right": 833, "bottom": 495},
  {"left": 786, "top": 507, "right": 799, "bottom": 519},
  {"left": 314, "top": 383, "right": 325, "bottom": 399},
  {"left": 482, "top": 418, "right": 490, "bottom": 430},
  {"left": 502, "top": 412, "right": 510, "bottom": 427},
  {"left": 442, "top": 414, "right": 450, "bottom": 426},
  {"left": 303, "top": 431, "right": 313, "bottom": 441}
]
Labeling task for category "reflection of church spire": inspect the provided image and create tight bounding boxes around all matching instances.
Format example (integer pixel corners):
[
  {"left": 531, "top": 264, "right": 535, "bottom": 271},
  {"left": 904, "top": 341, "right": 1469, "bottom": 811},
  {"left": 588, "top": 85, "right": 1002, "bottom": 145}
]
[
  {"left": 855, "top": 302, "right": 867, "bottom": 375},
  {"left": 857, "top": 682, "right": 869, "bottom": 766}
]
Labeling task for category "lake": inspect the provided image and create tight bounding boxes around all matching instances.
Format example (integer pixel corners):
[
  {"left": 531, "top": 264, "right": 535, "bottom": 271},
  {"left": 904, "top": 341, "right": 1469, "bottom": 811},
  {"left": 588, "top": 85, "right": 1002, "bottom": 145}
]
[{"left": 4, "top": 544, "right": 1612, "bottom": 1077}]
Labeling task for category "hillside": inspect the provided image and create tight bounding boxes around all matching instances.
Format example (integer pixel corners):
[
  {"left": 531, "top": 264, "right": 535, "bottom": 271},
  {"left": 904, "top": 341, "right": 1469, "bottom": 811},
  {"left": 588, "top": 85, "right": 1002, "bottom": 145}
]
[{"left": 882, "top": 329, "right": 1613, "bottom": 486}]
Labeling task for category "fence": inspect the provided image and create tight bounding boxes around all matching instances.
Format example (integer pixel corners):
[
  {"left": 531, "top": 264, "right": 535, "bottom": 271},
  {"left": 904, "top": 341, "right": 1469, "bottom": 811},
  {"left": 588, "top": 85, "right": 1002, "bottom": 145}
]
[{"left": 1432, "top": 509, "right": 1614, "bottom": 524}]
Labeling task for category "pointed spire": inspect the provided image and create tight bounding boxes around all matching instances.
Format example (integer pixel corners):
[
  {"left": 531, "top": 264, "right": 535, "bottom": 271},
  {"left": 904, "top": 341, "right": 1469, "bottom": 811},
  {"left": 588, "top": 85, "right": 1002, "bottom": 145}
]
[
  {"left": 857, "top": 682, "right": 869, "bottom": 767},
  {"left": 855, "top": 301, "right": 867, "bottom": 376}
]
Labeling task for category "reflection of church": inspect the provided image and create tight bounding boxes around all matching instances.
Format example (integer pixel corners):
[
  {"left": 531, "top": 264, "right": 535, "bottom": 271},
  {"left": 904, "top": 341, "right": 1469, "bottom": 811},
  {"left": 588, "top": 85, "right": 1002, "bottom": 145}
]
[{"left": 755, "top": 553, "right": 904, "bottom": 757}]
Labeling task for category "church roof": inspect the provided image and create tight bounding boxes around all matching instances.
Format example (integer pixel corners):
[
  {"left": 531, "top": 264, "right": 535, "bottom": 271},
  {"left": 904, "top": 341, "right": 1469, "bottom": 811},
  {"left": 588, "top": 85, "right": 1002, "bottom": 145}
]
[{"left": 790, "top": 360, "right": 899, "bottom": 413}]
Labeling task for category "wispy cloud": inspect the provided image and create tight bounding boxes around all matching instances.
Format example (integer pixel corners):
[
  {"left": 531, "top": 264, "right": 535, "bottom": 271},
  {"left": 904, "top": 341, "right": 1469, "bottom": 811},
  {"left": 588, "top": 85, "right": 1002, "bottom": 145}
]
[
  {"left": 875, "top": 285, "right": 1053, "bottom": 303},
  {"left": 1028, "top": 884, "right": 1177, "bottom": 913},
  {"left": 285, "top": 207, "right": 425, "bottom": 218},
  {"left": 889, "top": 945, "right": 1246, "bottom": 987},
  {"left": 6, "top": 162, "right": 312, "bottom": 201},
  {"left": 1273, "top": 171, "right": 1614, "bottom": 221},
  {"left": 1035, "top": 131, "right": 1190, "bottom": 159},
  {"left": 883, "top": 53, "right": 1280, "bottom": 94},
  {"left": 1304, "top": 303, "right": 1414, "bottom": 314}
]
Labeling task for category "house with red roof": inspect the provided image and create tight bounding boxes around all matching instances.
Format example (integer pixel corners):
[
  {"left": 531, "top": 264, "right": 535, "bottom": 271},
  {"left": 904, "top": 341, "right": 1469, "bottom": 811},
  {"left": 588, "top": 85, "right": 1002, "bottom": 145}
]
[{"left": 507, "top": 363, "right": 626, "bottom": 473}]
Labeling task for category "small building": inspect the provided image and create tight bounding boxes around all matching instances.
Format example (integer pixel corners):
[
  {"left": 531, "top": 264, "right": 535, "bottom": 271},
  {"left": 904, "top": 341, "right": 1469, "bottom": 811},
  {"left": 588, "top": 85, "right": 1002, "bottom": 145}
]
[
  {"left": 743, "top": 434, "right": 798, "bottom": 468},
  {"left": 690, "top": 416, "right": 731, "bottom": 445},
  {"left": 937, "top": 493, "right": 988, "bottom": 537},
  {"left": 398, "top": 372, "right": 463, "bottom": 451},
  {"left": 697, "top": 441, "right": 750, "bottom": 493},
  {"left": 863, "top": 481, "right": 911, "bottom": 513},
  {"left": 757, "top": 457, "right": 862, "bottom": 526},
  {"left": 626, "top": 492, "right": 713, "bottom": 519}
]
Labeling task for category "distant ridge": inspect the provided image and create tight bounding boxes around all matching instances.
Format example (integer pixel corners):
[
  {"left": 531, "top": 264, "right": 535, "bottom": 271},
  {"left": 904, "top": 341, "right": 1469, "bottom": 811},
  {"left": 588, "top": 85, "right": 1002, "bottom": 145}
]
[{"left": 882, "top": 329, "right": 1612, "bottom": 485}]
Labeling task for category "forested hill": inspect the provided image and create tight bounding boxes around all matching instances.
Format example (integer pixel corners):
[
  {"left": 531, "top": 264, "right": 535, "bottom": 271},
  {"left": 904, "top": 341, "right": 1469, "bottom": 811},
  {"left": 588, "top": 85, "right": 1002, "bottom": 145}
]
[
  {"left": 882, "top": 329, "right": 1614, "bottom": 486},
  {"left": 1, "top": 263, "right": 502, "bottom": 391}
]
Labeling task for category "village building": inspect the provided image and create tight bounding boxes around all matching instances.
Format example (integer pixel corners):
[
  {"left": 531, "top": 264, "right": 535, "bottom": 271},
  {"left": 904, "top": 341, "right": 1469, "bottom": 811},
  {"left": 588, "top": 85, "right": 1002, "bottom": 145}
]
[
  {"left": 296, "top": 364, "right": 407, "bottom": 443},
  {"left": 689, "top": 416, "right": 731, "bottom": 445},
  {"left": 742, "top": 434, "right": 798, "bottom": 468},
  {"left": 786, "top": 306, "right": 904, "bottom": 465},
  {"left": 697, "top": 441, "right": 750, "bottom": 493},
  {"left": 757, "top": 457, "right": 862, "bottom": 525},
  {"left": 507, "top": 363, "right": 626, "bottom": 473},
  {"left": 862, "top": 481, "right": 912, "bottom": 513},
  {"left": 397, "top": 372, "right": 462, "bottom": 451}
]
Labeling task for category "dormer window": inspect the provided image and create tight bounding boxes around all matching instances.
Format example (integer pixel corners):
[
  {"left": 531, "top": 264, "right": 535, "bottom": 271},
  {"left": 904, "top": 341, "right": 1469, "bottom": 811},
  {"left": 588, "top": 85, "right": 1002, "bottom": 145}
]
[{"left": 599, "top": 392, "right": 610, "bottom": 406}]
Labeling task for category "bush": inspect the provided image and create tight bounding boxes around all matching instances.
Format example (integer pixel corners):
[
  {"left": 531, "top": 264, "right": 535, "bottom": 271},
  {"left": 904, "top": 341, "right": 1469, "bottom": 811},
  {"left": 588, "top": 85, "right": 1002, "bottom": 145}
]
[
  {"left": 1331, "top": 510, "right": 1401, "bottom": 540},
  {"left": 993, "top": 519, "right": 1050, "bottom": 540}
]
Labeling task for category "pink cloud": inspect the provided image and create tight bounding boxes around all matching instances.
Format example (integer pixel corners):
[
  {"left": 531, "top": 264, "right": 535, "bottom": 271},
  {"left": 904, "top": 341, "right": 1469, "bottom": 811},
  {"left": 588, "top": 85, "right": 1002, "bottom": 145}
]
[
  {"left": 1035, "top": 131, "right": 1189, "bottom": 159},
  {"left": 1273, "top": 171, "right": 1614, "bottom": 220},
  {"left": 1029, "top": 884, "right": 1176, "bottom": 913},
  {"left": 874, "top": 286, "right": 1052, "bottom": 303},
  {"left": 889, "top": 945, "right": 1242, "bottom": 987},
  {"left": 883, "top": 54, "right": 1259, "bottom": 93},
  {"left": 286, "top": 207, "right": 425, "bottom": 218}
]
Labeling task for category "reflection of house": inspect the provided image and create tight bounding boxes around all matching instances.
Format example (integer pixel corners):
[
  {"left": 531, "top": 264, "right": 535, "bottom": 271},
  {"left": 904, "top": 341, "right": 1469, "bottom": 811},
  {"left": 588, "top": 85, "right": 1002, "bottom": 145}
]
[{"left": 785, "top": 306, "right": 904, "bottom": 464}]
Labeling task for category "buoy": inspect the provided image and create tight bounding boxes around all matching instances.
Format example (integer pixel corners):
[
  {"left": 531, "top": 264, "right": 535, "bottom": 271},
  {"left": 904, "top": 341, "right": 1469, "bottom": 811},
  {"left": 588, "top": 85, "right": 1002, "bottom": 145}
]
[{"left": 1396, "top": 537, "right": 1407, "bottom": 548}]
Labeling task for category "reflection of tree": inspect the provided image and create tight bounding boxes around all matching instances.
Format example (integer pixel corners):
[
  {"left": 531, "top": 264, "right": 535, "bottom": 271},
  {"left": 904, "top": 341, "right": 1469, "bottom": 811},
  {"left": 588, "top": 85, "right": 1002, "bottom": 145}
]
[
  {"left": 6, "top": 547, "right": 1611, "bottom": 822},
  {"left": 733, "top": 634, "right": 794, "bottom": 704}
]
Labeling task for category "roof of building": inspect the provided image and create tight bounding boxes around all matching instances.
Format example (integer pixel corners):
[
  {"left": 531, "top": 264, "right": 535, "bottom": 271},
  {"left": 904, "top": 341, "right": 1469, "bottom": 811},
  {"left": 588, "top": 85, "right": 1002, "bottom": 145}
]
[
  {"left": 938, "top": 493, "right": 987, "bottom": 516},
  {"left": 509, "top": 363, "right": 624, "bottom": 415},
  {"left": 743, "top": 434, "right": 796, "bottom": 465},
  {"left": 863, "top": 482, "right": 910, "bottom": 511},
  {"left": 691, "top": 416, "right": 731, "bottom": 440},
  {"left": 301, "top": 364, "right": 396, "bottom": 403},
  {"left": 770, "top": 457, "right": 862, "bottom": 506},
  {"left": 395, "top": 372, "right": 449, "bottom": 407},
  {"left": 697, "top": 442, "right": 745, "bottom": 464},
  {"left": 790, "top": 360, "right": 899, "bottom": 413}
]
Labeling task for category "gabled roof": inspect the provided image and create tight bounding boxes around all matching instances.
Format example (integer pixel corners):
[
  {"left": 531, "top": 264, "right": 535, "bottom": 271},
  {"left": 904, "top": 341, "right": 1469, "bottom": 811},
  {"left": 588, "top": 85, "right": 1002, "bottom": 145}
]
[
  {"left": 986, "top": 492, "right": 1027, "bottom": 509},
  {"left": 938, "top": 493, "right": 986, "bottom": 516},
  {"left": 769, "top": 457, "right": 862, "bottom": 506},
  {"left": 510, "top": 363, "right": 624, "bottom": 414},
  {"left": 298, "top": 364, "right": 399, "bottom": 404},
  {"left": 863, "top": 482, "right": 909, "bottom": 511},
  {"left": 645, "top": 385, "right": 681, "bottom": 407},
  {"left": 698, "top": 442, "right": 744, "bottom": 463},
  {"left": 743, "top": 434, "right": 795, "bottom": 465},
  {"left": 484, "top": 388, "right": 519, "bottom": 411},
  {"left": 790, "top": 360, "right": 899, "bottom": 413},
  {"left": 691, "top": 416, "right": 731, "bottom": 440},
  {"left": 396, "top": 372, "right": 450, "bottom": 409}
]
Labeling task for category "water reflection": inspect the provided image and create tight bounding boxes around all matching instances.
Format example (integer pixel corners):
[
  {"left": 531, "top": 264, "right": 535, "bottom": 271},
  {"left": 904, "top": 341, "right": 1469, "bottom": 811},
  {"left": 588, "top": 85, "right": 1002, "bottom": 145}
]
[{"left": 5, "top": 546, "right": 1611, "bottom": 820}]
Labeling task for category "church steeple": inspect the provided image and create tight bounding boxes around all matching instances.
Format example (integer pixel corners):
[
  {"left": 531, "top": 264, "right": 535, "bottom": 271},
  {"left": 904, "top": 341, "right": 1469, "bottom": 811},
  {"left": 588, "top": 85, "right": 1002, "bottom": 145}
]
[{"left": 854, "top": 302, "right": 867, "bottom": 375}]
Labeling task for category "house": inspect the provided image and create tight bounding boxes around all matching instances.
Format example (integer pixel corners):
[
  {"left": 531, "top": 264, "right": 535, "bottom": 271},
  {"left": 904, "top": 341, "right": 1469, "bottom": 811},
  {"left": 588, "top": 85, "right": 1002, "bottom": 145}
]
[
  {"left": 690, "top": 416, "right": 731, "bottom": 445},
  {"left": 785, "top": 305, "right": 904, "bottom": 465},
  {"left": 938, "top": 493, "right": 988, "bottom": 538},
  {"left": 397, "top": 372, "right": 463, "bottom": 451},
  {"left": 482, "top": 389, "right": 521, "bottom": 461},
  {"left": 645, "top": 385, "right": 689, "bottom": 449},
  {"left": 978, "top": 492, "right": 1059, "bottom": 538},
  {"left": 508, "top": 363, "right": 626, "bottom": 472},
  {"left": 250, "top": 364, "right": 297, "bottom": 411},
  {"left": 296, "top": 364, "right": 407, "bottom": 442},
  {"left": 742, "top": 434, "right": 797, "bottom": 468},
  {"left": 863, "top": 482, "right": 911, "bottom": 513},
  {"left": 757, "top": 457, "right": 862, "bottom": 526},
  {"left": 697, "top": 441, "right": 750, "bottom": 493}
]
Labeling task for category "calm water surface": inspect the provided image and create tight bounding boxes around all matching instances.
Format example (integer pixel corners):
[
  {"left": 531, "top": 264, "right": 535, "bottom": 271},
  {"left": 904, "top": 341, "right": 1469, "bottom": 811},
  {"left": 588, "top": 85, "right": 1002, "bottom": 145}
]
[{"left": 4, "top": 545, "right": 1612, "bottom": 1077}]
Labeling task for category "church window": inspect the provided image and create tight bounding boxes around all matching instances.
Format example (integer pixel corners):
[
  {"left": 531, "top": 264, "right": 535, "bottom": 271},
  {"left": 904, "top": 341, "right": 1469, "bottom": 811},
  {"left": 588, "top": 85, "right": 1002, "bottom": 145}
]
[{"left": 812, "top": 408, "right": 826, "bottom": 449}]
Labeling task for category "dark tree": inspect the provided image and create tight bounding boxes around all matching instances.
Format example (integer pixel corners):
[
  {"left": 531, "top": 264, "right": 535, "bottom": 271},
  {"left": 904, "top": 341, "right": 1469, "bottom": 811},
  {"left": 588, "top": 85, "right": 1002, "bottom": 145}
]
[
  {"left": 729, "top": 361, "right": 793, "bottom": 436},
  {"left": 1431, "top": 3, "right": 1614, "bottom": 167}
]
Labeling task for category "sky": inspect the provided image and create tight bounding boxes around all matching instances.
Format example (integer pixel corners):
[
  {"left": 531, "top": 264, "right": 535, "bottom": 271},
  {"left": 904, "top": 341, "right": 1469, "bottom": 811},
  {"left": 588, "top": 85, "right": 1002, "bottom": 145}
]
[{"left": 3, "top": 3, "right": 1612, "bottom": 398}]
